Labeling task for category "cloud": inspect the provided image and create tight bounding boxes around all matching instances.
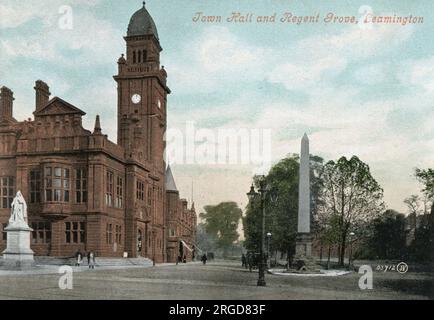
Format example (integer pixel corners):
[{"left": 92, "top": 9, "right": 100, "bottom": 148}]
[
  {"left": 399, "top": 56, "right": 434, "bottom": 93},
  {"left": 353, "top": 64, "right": 387, "bottom": 85},
  {"left": 167, "top": 26, "right": 271, "bottom": 94},
  {"left": 0, "top": 4, "right": 35, "bottom": 29},
  {"left": 0, "top": 0, "right": 122, "bottom": 66},
  {"left": 0, "top": 0, "right": 103, "bottom": 29},
  {"left": 1, "top": 38, "right": 59, "bottom": 60},
  {"left": 269, "top": 24, "right": 414, "bottom": 92}
]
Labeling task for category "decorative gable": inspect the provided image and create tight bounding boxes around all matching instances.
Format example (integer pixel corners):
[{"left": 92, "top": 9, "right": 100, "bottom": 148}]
[{"left": 33, "top": 97, "right": 86, "bottom": 117}]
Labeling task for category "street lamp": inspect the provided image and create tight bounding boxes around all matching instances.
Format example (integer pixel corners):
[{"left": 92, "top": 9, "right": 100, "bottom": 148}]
[
  {"left": 348, "top": 232, "right": 355, "bottom": 270},
  {"left": 246, "top": 178, "right": 267, "bottom": 287},
  {"left": 266, "top": 232, "right": 272, "bottom": 270}
]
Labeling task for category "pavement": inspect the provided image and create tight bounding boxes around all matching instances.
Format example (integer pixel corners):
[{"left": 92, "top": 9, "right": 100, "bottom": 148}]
[{"left": 0, "top": 260, "right": 432, "bottom": 300}]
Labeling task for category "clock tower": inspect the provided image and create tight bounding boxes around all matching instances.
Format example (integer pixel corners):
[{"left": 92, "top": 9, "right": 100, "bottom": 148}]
[{"left": 114, "top": 2, "right": 170, "bottom": 168}]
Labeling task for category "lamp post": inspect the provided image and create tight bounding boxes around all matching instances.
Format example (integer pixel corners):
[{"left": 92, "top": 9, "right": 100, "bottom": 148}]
[
  {"left": 348, "top": 232, "right": 355, "bottom": 270},
  {"left": 247, "top": 178, "right": 277, "bottom": 287},
  {"left": 266, "top": 232, "right": 272, "bottom": 270}
]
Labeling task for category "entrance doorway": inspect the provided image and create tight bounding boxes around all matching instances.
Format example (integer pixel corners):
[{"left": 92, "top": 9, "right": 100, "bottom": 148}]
[
  {"left": 137, "top": 229, "right": 142, "bottom": 256},
  {"left": 179, "top": 241, "right": 184, "bottom": 262}
]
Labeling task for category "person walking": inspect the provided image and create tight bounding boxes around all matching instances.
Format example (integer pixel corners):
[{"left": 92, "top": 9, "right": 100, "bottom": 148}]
[
  {"left": 88, "top": 251, "right": 96, "bottom": 269},
  {"left": 201, "top": 254, "right": 208, "bottom": 265},
  {"left": 75, "top": 250, "right": 83, "bottom": 267},
  {"left": 241, "top": 254, "right": 247, "bottom": 268},
  {"left": 247, "top": 253, "right": 253, "bottom": 272}
]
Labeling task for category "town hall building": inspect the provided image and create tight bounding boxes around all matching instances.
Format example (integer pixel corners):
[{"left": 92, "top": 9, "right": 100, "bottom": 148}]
[{"left": 0, "top": 3, "right": 197, "bottom": 263}]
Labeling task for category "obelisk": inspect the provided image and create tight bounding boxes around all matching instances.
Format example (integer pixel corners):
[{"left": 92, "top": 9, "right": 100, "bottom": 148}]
[{"left": 295, "top": 133, "right": 312, "bottom": 258}]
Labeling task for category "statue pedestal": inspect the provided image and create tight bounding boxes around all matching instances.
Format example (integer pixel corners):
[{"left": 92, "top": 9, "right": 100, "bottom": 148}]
[
  {"left": 295, "top": 233, "right": 312, "bottom": 257},
  {"left": 292, "top": 233, "right": 320, "bottom": 272},
  {"left": 1, "top": 224, "right": 35, "bottom": 270}
]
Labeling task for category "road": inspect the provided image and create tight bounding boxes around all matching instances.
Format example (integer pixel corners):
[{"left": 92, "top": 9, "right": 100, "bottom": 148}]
[{"left": 0, "top": 260, "right": 431, "bottom": 300}]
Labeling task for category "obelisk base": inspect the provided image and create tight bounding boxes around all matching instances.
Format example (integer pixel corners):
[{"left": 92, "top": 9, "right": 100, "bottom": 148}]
[
  {"left": 0, "top": 224, "right": 35, "bottom": 270},
  {"left": 295, "top": 233, "right": 312, "bottom": 257},
  {"left": 292, "top": 233, "right": 320, "bottom": 272}
]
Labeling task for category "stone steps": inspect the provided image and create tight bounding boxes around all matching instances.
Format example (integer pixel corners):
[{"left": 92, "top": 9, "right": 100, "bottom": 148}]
[
  {"left": 95, "top": 257, "right": 153, "bottom": 267},
  {"left": 33, "top": 256, "right": 153, "bottom": 267}
]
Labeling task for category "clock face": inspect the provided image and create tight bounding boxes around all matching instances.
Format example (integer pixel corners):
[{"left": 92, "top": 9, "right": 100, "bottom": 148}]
[{"left": 131, "top": 94, "right": 141, "bottom": 104}]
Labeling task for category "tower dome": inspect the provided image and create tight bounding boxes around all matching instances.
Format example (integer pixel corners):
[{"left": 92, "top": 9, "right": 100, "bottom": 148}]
[{"left": 127, "top": 2, "right": 159, "bottom": 39}]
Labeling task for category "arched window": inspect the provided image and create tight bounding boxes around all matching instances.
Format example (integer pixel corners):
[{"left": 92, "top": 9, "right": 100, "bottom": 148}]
[
  {"left": 143, "top": 50, "right": 147, "bottom": 62},
  {"left": 138, "top": 50, "right": 142, "bottom": 63},
  {"left": 133, "top": 51, "right": 136, "bottom": 64}
]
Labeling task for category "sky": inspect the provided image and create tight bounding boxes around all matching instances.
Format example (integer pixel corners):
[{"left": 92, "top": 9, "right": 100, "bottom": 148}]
[{"left": 0, "top": 0, "right": 433, "bottom": 217}]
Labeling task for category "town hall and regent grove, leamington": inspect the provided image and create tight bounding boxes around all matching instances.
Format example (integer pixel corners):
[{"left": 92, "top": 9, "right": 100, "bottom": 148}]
[{"left": 0, "top": 4, "right": 197, "bottom": 263}]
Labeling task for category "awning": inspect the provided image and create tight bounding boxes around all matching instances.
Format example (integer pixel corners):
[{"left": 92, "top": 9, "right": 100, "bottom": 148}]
[{"left": 180, "top": 240, "right": 193, "bottom": 252}]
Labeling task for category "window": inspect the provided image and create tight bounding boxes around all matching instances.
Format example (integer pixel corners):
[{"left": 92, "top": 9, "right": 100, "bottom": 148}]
[
  {"left": 170, "top": 228, "right": 176, "bottom": 237},
  {"left": 106, "top": 223, "right": 113, "bottom": 245},
  {"left": 133, "top": 51, "right": 136, "bottom": 64},
  {"left": 0, "top": 223, "right": 6, "bottom": 241},
  {"left": 1, "top": 177, "right": 14, "bottom": 208},
  {"left": 105, "top": 171, "right": 114, "bottom": 207},
  {"left": 31, "top": 222, "right": 51, "bottom": 244},
  {"left": 136, "top": 180, "right": 144, "bottom": 201},
  {"left": 147, "top": 187, "right": 152, "bottom": 206},
  {"left": 143, "top": 50, "right": 147, "bottom": 62},
  {"left": 75, "top": 169, "right": 87, "bottom": 203},
  {"left": 45, "top": 166, "right": 70, "bottom": 203},
  {"left": 30, "top": 170, "right": 41, "bottom": 203},
  {"left": 115, "top": 225, "right": 122, "bottom": 245},
  {"left": 115, "top": 177, "right": 123, "bottom": 208},
  {"left": 138, "top": 50, "right": 142, "bottom": 63},
  {"left": 65, "top": 222, "right": 85, "bottom": 244}
]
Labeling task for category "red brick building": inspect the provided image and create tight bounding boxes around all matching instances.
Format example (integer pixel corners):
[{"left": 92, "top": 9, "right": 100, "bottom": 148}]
[
  {"left": 0, "top": 4, "right": 196, "bottom": 262},
  {"left": 165, "top": 166, "right": 197, "bottom": 262}
]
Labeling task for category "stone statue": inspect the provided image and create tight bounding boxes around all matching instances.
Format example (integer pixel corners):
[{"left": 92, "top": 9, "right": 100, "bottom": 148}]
[
  {"left": 8, "top": 191, "right": 28, "bottom": 227},
  {"left": 1, "top": 190, "right": 34, "bottom": 270}
]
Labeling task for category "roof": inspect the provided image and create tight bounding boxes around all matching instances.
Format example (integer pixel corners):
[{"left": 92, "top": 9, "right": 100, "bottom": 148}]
[
  {"left": 165, "top": 165, "right": 178, "bottom": 192},
  {"left": 33, "top": 97, "right": 86, "bottom": 117},
  {"left": 127, "top": 3, "right": 159, "bottom": 39}
]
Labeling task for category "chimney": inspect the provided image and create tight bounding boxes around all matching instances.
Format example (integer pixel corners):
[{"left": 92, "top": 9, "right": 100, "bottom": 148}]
[
  {"left": 0, "top": 86, "right": 14, "bottom": 121},
  {"left": 34, "top": 80, "right": 51, "bottom": 112}
]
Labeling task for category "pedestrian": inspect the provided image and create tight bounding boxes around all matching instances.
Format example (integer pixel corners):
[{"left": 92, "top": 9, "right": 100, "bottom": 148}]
[
  {"left": 241, "top": 254, "right": 247, "bottom": 268},
  {"left": 86, "top": 251, "right": 90, "bottom": 265},
  {"left": 201, "top": 254, "right": 208, "bottom": 265},
  {"left": 247, "top": 253, "right": 253, "bottom": 272},
  {"left": 88, "top": 251, "right": 96, "bottom": 269},
  {"left": 75, "top": 250, "right": 82, "bottom": 267},
  {"left": 183, "top": 255, "right": 187, "bottom": 263}
]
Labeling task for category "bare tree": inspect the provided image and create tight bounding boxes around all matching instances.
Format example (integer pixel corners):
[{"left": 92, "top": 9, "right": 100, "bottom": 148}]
[{"left": 320, "top": 156, "right": 385, "bottom": 266}]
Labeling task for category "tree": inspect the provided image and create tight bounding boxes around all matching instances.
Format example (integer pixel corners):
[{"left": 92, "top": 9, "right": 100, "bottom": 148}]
[
  {"left": 243, "top": 155, "right": 324, "bottom": 264},
  {"left": 363, "top": 210, "right": 407, "bottom": 260},
  {"left": 404, "top": 195, "right": 423, "bottom": 216},
  {"left": 195, "top": 223, "right": 218, "bottom": 254},
  {"left": 319, "top": 156, "right": 385, "bottom": 266},
  {"left": 200, "top": 202, "right": 242, "bottom": 257},
  {"left": 404, "top": 195, "right": 423, "bottom": 236},
  {"left": 315, "top": 213, "right": 341, "bottom": 269},
  {"left": 414, "top": 168, "right": 434, "bottom": 261},
  {"left": 415, "top": 168, "right": 434, "bottom": 216}
]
